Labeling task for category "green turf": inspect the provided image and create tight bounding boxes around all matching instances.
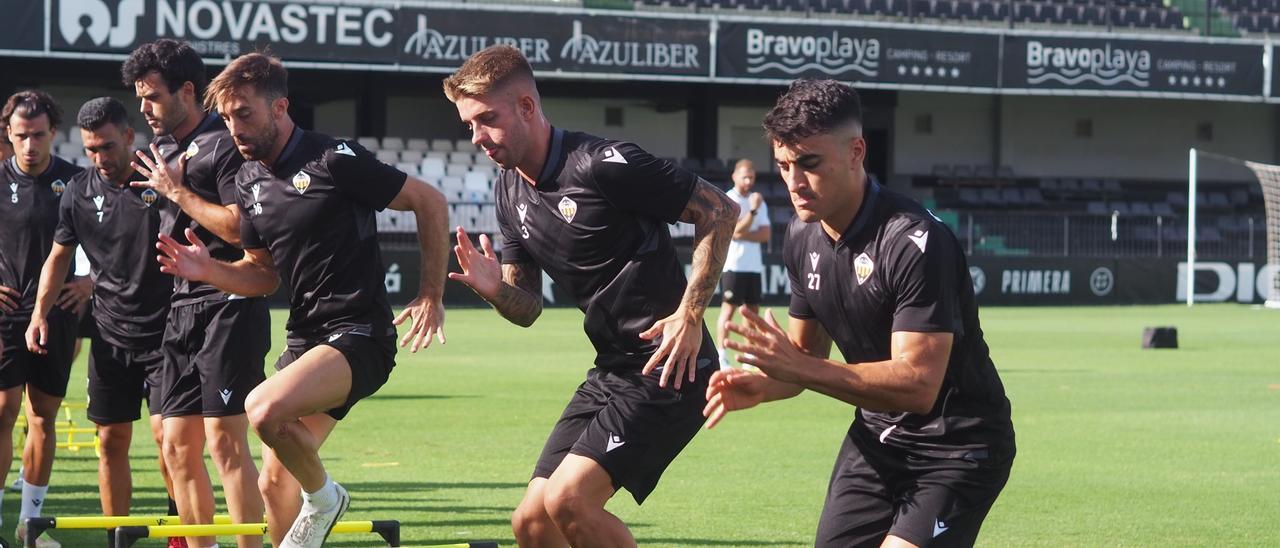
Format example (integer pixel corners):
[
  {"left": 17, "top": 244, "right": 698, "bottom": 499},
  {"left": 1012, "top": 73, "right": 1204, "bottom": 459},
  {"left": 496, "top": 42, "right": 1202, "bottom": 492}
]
[{"left": 5, "top": 304, "right": 1278, "bottom": 546}]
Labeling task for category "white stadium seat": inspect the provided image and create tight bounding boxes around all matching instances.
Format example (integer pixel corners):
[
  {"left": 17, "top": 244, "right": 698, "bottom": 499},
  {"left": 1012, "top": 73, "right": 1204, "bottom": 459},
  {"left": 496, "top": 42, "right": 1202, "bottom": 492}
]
[
  {"left": 406, "top": 138, "right": 430, "bottom": 152},
  {"left": 463, "top": 171, "right": 491, "bottom": 192},
  {"left": 454, "top": 139, "right": 474, "bottom": 152},
  {"left": 68, "top": 130, "right": 83, "bottom": 145},
  {"left": 448, "top": 151, "right": 473, "bottom": 165},
  {"left": 446, "top": 163, "right": 470, "bottom": 177},
  {"left": 357, "top": 136, "right": 380, "bottom": 150},
  {"left": 399, "top": 150, "right": 424, "bottom": 164},
  {"left": 375, "top": 150, "right": 399, "bottom": 164},
  {"left": 420, "top": 157, "right": 446, "bottom": 179},
  {"left": 425, "top": 151, "right": 448, "bottom": 160},
  {"left": 395, "top": 162, "right": 420, "bottom": 177},
  {"left": 381, "top": 137, "right": 404, "bottom": 151},
  {"left": 429, "top": 138, "right": 453, "bottom": 152}
]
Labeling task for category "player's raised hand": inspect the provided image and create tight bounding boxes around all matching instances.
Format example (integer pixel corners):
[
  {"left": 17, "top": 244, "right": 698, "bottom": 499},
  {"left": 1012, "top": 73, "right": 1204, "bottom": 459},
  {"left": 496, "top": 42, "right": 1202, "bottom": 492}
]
[
  {"left": 702, "top": 368, "right": 769, "bottom": 429},
  {"left": 394, "top": 297, "right": 446, "bottom": 352},
  {"left": 0, "top": 285, "right": 19, "bottom": 315},
  {"left": 131, "top": 143, "right": 188, "bottom": 201},
  {"left": 725, "top": 307, "right": 811, "bottom": 383},
  {"left": 639, "top": 307, "right": 702, "bottom": 390},
  {"left": 447, "top": 227, "right": 502, "bottom": 300},
  {"left": 156, "top": 228, "right": 212, "bottom": 282},
  {"left": 24, "top": 315, "right": 49, "bottom": 355}
]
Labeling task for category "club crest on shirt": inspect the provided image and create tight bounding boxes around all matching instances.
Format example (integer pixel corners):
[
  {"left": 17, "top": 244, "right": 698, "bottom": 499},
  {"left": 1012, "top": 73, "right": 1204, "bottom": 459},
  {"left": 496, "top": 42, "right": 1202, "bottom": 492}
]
[
  {"left": 141, "top": 189, "right": 158, "bottom": 207},
  {"left": 292, "top": 171, "right": 311, "bottom": 194},
  {"left": 854, "top": 252, "right": 874, "bottom": 286},
  {"left": 558, "top": 196, "right": 578, "bottom": 224},
  {"left": 184, "top": 141, "right": 200, "bottom": 159},
  {"left": 517, "top": 202, "right": 528, "bottom": 223},
  {"left": 50, "top": 179, "right": 66, "bottom": 195},
  {"left": 808, "top": 251, "right": 820, "bottom": 271}
]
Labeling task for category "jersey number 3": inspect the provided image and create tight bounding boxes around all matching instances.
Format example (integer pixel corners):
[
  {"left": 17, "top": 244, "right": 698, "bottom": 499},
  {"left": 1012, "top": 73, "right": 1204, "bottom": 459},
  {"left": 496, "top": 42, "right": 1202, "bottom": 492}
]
[{"left": 807, "top": 273, "right": 821, "bottom": 290}]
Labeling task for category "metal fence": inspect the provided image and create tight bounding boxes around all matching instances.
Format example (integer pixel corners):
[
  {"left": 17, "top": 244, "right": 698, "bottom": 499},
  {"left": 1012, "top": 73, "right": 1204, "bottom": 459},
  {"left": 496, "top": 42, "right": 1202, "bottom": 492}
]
[{"left": 951, "top": 211, "right": 1266, "bottom": 259}]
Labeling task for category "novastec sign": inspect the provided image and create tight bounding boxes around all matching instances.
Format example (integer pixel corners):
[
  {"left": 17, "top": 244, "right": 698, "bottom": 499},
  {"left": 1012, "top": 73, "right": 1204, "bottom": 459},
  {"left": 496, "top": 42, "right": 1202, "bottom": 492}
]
[
  {"left": 51, "top": 0, "right": 395, "bottom": 61},
  {"left": 715, "top": 20, "right": 1000, "bottom": 89},
  {"left": 1002, "top": 34, "right": 1264, "bottom": 96}
]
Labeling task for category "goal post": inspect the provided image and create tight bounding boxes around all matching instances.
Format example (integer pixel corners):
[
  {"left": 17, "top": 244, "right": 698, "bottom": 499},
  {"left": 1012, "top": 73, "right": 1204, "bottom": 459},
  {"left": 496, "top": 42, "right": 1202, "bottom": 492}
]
[{"left": 1187, "top": 148, "right": 1280, "bottom": 308}]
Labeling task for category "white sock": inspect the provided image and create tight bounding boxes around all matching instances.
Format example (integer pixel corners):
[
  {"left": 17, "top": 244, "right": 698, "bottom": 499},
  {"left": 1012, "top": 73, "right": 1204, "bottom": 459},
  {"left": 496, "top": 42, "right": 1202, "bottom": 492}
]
[
  {"left": 19, "top": 482, "right": 48, "bottom": 522},
  {"left": 302, "top": 476, "right": 336, "bottom": 510}
]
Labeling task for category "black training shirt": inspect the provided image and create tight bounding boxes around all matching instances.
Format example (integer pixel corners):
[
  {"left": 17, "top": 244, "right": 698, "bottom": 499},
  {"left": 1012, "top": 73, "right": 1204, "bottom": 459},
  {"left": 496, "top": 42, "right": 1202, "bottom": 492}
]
[
  {"left": 495, "top": 128, "right": 716, "bottom": 370},
  {"left": 154, "top": 113, "right": 246, "bottom": 306},
  {"left": 238, "top": 128, "right": 405, "bottom": 341},
  {"left": 0, "top": 156, "right": 83, "bottom": 325},
  {"left": 786, "top": 180, "right": 1014, "bottom": 459},
  {"left": 54, "top": 165, "right": 173, "bottom": 349}
]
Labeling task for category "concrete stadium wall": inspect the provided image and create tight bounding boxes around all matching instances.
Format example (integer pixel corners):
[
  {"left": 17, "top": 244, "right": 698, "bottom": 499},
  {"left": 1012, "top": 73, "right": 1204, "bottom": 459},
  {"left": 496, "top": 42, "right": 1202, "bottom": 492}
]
[
  {"left": 542, "top": 97, "right": 689, "bottom": 159},
  {"left": 895, "top": 91, "right": 1279, "bottom": 182}
]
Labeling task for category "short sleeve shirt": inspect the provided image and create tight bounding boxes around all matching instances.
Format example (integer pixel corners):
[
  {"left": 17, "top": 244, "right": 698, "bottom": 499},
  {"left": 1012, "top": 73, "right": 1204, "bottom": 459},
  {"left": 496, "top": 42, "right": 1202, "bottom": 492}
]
[
  {"left": 785, "top": 180, "right": 1014, "bottom": 459},
  {"left": 153, "top": 114, "right": 247, "bottom": 306},
  {"left": 54, "top": 166, "right": 173, "bottom": 349},
  {"left": 237, "top": 128, "right": 406, "bottom": 340},
  {"left": 494, "top": 128, "right": 716, "bottom": 370},
  {"left": 0, "top": 156, "right": 83, "bottom": 325}
]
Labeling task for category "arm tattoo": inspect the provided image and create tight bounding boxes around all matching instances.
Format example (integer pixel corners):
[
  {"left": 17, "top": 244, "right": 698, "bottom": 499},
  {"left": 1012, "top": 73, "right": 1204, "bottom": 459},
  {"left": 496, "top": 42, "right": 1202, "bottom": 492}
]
[
  {"left": 488, "top": 262, "right": 544, "bottom": 327},
  {"left": 678, "top": 179, "right": 739, "bottom": 316}
]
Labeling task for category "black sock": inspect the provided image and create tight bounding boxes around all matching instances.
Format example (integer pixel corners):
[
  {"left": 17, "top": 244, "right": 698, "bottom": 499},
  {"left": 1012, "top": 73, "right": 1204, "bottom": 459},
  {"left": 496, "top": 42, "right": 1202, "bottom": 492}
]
[{"left": 168, "top": 497, "right": 179, "bottom": 516}]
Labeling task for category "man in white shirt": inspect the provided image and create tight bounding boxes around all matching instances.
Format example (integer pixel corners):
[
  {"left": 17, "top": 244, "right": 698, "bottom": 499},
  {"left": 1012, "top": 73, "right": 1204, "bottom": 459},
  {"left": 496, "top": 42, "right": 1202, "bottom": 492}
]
[{"left": 717, "top": 159, "right": 771, "bottom": 369}]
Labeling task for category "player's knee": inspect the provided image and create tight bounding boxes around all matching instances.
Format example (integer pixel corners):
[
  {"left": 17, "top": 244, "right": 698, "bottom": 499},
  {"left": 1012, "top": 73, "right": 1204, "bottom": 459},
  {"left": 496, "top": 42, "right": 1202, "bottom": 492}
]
[
  {"left": 97, "top": 427, "right": 131, "bottom": 459},
  {"left": 542, "top": 479, "right": 590, "bottom": 527},
  {"left": 161, "top": 436, "right": 197, "bottom": 468},
  {"left": 257, "top": 467, "right": 289, "bottom": 498},
  {"left": 25, "top": 413, "right": 55, "bottom": 435},
  {"left": 511, "top": 498, "right": 551, "bottom": 540},
  {"left": 205, "top": 428, "right": 241, "bottom": 466},
  {"left": 244, "top": 394, "right": 281, "bottom": 438}
]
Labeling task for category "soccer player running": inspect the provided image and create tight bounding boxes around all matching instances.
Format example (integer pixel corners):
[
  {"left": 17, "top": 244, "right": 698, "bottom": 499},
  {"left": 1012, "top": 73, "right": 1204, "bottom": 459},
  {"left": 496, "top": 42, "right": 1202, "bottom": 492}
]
[
  {"left": 703, "top": 79, "right": 1015, "bottom": 548},
  {"left": 445, "top": 46, "right": 739, "bottom": 546},
  {"left": 123, "top": 39, "right": 268, "bottom": 548},
  {"left": 0, "top": 91, "right": 87, "bottom": 548},
  {"left": 25, "top": 97, "right": 180, "bottom": 532},
  {"left": 150, "top": 52, "right": 449, "bottom": 548},
  {"left": 715, "top": 158, "right": 771, "bottom": 370}
]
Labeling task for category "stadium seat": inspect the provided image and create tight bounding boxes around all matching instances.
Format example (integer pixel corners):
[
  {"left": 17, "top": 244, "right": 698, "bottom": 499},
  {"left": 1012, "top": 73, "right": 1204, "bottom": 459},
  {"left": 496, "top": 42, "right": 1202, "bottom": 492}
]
[
  {"left": 357, "top": 137, "right": 380, "bottom": 150},
  {"left": 429, "top": 138, "right": 454, "bottom": 152},
  {"left": 406, "top": 138, "right": 430, "bottom": 152},
  {"left": 69, "top": 130, "right": 83, "bottom": 145},
  {"left": 1086, "top": 201, "right": 1108, "bottom": 215},
  {"left": 1152, "top": 202, "right": 1175, "bottom": 216},
  {"left": 1108, "top": 201, "right": 1130, "bottom": 214},
  {"left": 421, "top": 157, "right": 446, "bottom": 179},
  {"left": 381, "top": 137, "right": 405, "bottom": 151},
  {"left": 1129, "top": 201, "right": 1153, "bottom": 216},
  {"left": 400, "top": 150, "right": 424, "bottom": 164},
  {"left": 446, "top": 163, "right": 471, "bottom": 176},
  {"left": 375, "top": 150, "right": 400, "bottom": 164},
  {"left": 463, "top": 171, "right": 491, "bottom": 192},
  {"left": 1023, "top": 188, "right": 1046, "bottom": 205},
  {"left": 448, "top": 151, "right": 473, "bottom": 165},
  {"left": 395, "top": 162, "right": 420, "bottom": 177},
  {"left": 455, "top": 139, "right": 475, "bottom": 152}
]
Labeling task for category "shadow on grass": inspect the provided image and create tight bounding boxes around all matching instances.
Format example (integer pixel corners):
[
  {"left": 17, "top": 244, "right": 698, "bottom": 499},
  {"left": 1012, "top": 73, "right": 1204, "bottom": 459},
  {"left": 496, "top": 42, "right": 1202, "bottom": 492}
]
[
  {"left": 342, "top": 481, "right": 526, "bottom": 491},
  {"left": 365, "top": 394, "right": 477, "bottom": 401},
  {"left": 635, "top": 539, "right": 797, "bottom": 546}
]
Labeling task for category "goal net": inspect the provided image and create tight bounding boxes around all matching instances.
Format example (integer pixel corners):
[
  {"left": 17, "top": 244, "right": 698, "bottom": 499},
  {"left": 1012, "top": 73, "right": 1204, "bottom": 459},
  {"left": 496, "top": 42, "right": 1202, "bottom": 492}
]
[{"left": 1188, "top": 148, "right": 1280, "bottom": 308}]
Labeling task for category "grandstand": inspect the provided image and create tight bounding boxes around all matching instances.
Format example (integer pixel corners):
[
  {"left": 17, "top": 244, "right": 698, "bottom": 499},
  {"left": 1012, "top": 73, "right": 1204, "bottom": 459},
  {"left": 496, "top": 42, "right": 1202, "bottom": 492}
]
[{"left": 3, "top": 0, "right": 1275, "bottom": 306}]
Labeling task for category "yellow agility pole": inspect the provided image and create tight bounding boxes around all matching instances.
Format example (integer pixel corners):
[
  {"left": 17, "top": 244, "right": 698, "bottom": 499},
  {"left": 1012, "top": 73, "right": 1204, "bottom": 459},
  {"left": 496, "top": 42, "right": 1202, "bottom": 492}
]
[
  {"left": 113, "top": 520, "right": 405, "bottom": 547},
  {"left": 23, "top": 516, "right": 240, "bottom": 548}
]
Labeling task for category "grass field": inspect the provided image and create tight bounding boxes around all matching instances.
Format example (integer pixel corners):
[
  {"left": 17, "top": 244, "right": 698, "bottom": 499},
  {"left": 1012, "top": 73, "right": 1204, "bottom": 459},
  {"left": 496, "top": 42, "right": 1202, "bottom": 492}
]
[{"left": 2, "top": 304, "right": 1277, "bottom": 546}]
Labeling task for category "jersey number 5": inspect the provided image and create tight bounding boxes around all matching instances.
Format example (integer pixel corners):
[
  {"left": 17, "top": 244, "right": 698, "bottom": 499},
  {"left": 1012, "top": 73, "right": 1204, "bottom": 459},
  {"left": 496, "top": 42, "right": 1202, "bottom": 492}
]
[{"left": 807, "top": 273, "right": 821, "bottom": 290}]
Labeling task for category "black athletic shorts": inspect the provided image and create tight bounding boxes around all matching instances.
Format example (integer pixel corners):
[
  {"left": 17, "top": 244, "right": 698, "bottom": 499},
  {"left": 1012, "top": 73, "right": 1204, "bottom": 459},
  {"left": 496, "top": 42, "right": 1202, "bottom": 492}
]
[
  {"left": 0, "top": 307, "right": 77, "bottom": 397},
  {"left": 87, "top": 334, "right": 164, "bottom": 424},
  {"left": 532, "top": 361, "right": 713, "bottom": 504},
  {"left": 274, "top": 326, "right": 397, "bottom": 421},
  {"left": 76, "top": 300, "right": 97, "bottom": 339},
  {"left": 815, "top": 427, "right": 1014, "bottom": 547},
  {"left": 160, "top": 297, "right": 270, "bottom": 418},
  {"left": 720, "top": 271, "right": 762, "bottom": 306}
]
